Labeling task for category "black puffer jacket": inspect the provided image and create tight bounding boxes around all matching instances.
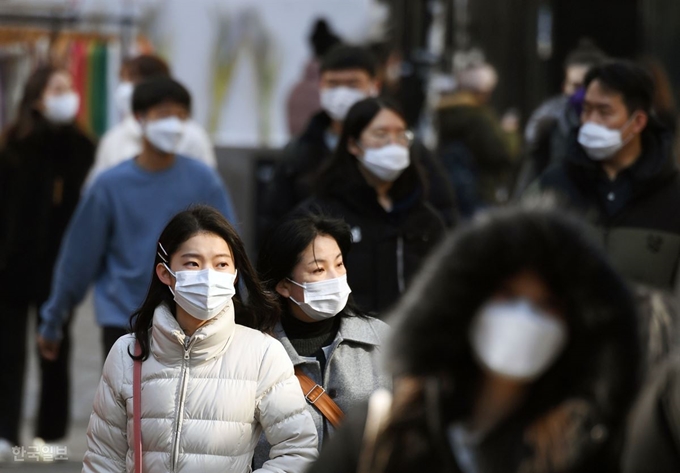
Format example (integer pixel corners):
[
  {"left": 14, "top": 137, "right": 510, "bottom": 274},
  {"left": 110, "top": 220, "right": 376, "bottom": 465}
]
[
  {"left": 0, "top": 117, "right": 94, "bottom": 303},
  {"left": 299, "top": 167, "right": 445, "bottom": 316},
  {"left": 526, "top": 126, "right": 680, "bottom": 291},
  {"left": 261, "top": 111, "right": 458, "bottom": 236}
]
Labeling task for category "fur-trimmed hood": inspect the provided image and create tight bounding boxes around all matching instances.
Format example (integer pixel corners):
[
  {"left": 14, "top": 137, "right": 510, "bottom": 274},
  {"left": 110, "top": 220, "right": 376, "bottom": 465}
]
[{"left": 386, "top": 205, "right": 640, "bottom": 441}]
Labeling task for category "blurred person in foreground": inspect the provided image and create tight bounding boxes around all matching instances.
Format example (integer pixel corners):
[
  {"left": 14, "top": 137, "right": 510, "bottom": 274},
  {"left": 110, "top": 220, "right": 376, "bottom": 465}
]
[
  {"left": 0, "top": 64, "right": 93, "bottom": 458},
  {"left": 524, "top": 61, "right": 680, "bottom": 293},
  {"left": 309, "top": 206, "right": 640, "bottom": 473},
  {"left": 38, "top": 77, "right": 236, "bottom": 363},
  {"left": 516, "top": 43, "right": 607, "bottom": 192},
  {"left": 300, "top": 97, "right": 446, "bottom": 315},
  {"left": 435, "top": 62, "right": 519, "bottom": 218},
  {"left": 86, "top": 54, "right": 216, "bottom": 186},
  {"left": 261, "top": 44, "right": 456, "bottom": 237}
]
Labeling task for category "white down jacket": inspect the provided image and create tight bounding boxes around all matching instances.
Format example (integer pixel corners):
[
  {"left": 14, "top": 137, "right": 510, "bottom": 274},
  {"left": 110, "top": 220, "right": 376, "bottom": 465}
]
[{"left": 82, "top": 302, "right": 318, "bottom": 473}]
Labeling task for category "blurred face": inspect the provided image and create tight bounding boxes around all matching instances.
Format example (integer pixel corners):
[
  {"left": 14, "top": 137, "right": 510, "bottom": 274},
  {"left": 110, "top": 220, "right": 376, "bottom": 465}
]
[
  {"left": 350, "top": 108, "right": 412, "bottom": 154},
  {"left": 119, "top": 64, "right": 134, "bottom": 83},
  {"left": 563, "top": 64, "right": 589, "bottom": 96},
  {"left": 491, "top": 270, "right": 562, "bottom": 320},
  {"left": 276, "top": 234, "right": 346, "bottom": 304},
  {"left": 468, "top": 270, "right": 568, "bottom": 386},
  {"left": 319, "top": 68, "right": 377, "bottom": 95},
  {"left": 38, "top": 71, "right": 74, "bottom": 110},
  {"left": 136, "top": 101, "right": 189, "bottom": 123},
  {"left": 581, "top": 79, "right": 647, "bottom": 139}
]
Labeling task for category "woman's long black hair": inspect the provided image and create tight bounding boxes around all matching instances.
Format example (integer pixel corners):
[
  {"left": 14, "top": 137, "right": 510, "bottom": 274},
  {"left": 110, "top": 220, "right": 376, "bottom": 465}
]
[
  {"left": 2, "top": 64, "right": 64, "bottom": 143},
  {"left": 257, "top": 211, "right": 363, "bottom": 317},
  {"left": 315, "top": 96, "right": 427, "bottom": 201},
  {"left": 371, "top": 205, "right": 640, "bottom": 472},
  {"left": 130, "top": 205, "right": 279, "bottom": 360}
]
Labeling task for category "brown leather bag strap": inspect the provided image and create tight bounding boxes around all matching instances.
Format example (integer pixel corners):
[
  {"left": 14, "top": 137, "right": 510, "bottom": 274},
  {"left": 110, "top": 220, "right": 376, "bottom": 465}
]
[{"left": 294, "top": 367, "right": 345, "bottom": 428}]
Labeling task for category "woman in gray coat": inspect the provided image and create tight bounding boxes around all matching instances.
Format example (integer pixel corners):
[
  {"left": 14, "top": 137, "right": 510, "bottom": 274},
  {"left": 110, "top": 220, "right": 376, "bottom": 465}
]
[{"left": 254, "top": 213, "right": 391, "bottom": 466}]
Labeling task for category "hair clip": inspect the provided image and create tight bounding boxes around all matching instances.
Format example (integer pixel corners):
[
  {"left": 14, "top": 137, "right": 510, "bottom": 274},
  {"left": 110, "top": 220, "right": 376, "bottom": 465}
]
[{"left": 157, "top": 242, "right": 169, "bottom": 262}]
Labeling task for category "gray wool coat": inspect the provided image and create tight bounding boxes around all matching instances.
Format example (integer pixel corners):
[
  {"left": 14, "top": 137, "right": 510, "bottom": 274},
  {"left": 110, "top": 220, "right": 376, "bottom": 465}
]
[{"left": 253, "top": 314, "right": 391, "bottom": 468}]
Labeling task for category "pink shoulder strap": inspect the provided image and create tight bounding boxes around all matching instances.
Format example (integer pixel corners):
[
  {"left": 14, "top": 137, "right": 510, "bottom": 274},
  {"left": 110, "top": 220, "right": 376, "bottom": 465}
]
[{"left": 133, "top": 340, "right": 143, "bottom": 473}]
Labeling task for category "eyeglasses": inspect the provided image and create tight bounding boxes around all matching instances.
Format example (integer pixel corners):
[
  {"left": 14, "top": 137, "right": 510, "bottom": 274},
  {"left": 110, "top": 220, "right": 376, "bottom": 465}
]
[{"left": 363, "top": 128, "right": 414, "bottom": 147}]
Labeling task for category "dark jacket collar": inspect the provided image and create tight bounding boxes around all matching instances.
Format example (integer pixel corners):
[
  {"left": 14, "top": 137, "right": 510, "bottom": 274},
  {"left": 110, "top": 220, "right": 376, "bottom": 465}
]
[
  {"left": 324, "top": 163, "right": 424, "bottom": 217},
  {"left": 300, "top": 110, "right": 332, "bottom": 147}
]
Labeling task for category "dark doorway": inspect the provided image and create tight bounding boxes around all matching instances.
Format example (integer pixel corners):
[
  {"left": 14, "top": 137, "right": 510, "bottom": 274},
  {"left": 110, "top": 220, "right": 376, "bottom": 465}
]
[{"left": 550, "top": 0, "right": 639, "bottom": 94}]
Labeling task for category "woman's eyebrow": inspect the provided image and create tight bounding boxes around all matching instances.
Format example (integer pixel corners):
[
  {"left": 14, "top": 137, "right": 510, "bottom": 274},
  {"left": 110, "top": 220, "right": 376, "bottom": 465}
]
[{"left": 307, "top": 258, "right": 327, "bottom": 265}]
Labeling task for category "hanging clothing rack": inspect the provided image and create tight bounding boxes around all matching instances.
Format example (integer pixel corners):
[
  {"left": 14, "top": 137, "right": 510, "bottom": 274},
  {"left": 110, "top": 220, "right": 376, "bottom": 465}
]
[{"left": 0, "top": 10, "right": 145, "bottom": 137}]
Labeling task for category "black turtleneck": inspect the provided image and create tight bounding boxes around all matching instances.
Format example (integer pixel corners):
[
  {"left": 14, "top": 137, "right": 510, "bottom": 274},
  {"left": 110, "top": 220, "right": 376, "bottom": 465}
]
[{"left": 281, "top": 308, "right": 340, "bottom": 371}]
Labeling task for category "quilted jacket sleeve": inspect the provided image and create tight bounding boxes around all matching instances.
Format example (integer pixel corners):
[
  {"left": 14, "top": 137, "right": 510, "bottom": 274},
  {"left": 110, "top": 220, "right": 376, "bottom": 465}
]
[
  {"left": 82, "top": 337, "right": 131, "bottom": 472},
  {"left": 254, "top": 338, "right": 318, "bottom": 473}
]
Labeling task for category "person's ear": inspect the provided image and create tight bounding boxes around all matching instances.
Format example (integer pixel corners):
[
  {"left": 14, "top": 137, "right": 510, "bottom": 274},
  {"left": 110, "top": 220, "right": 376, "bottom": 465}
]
[
  {"left": 347, "top": 137, "right": 362, "bottom": 158},
  {"left": 275, "top": 279, "right": 291, "bottom": 298},
  {"left": 156, "top": 263, "right": 174, "bottom": 287},
  {"left": 631, "top": 111, "right": 648, "bottom": 134},
  {"left": 370, "top": 79, "right": 382, "bottom": 96}
]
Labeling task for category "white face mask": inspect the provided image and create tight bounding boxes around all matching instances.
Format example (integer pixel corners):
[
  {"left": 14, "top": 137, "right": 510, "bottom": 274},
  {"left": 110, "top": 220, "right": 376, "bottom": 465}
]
[
  {"left": 143, "top": 116, "right": 185, "bottom": 154},
  {"left": 360, "top": 144, "right": 410, "bottom": 182},
  {"left": 320, "top": 86, "right": 369, "bottom": 122},
  {"left": 43, "top": 92, "right": 80, "bottom": 124},
  {"left": 115, "top": 81, "right": 134, "bottom": 118},
  {"left": 469, "top": 299, "right": 567, "bottom": 381},
  {"left": 577, "top": 117, "right": 635, "bottom": 161},
  {"left": 165, "top": 265, "right": 237, "bottom": 321},
  {"left": 288, "top": 274, "right": 352, "bottom": 321}
]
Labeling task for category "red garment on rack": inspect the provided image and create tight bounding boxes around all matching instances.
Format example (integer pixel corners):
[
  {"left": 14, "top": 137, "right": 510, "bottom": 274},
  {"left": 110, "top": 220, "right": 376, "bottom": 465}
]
[{"left": 70, "top": 40, "right": 88, "bottom": 133}]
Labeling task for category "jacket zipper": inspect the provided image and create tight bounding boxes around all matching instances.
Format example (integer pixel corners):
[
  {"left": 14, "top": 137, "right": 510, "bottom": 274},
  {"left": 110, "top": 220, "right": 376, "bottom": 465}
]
[
  {"left": 171, "top": 337, "right": 195, "bottom": 471},
  {"left": 396, "top": 236, "right": 405, "bottom": 293}
]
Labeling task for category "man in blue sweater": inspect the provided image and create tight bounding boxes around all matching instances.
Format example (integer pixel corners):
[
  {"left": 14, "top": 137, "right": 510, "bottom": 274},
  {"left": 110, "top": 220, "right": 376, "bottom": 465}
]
[{"left": 38, "top": 77, "right": 237, "bottom": 360}]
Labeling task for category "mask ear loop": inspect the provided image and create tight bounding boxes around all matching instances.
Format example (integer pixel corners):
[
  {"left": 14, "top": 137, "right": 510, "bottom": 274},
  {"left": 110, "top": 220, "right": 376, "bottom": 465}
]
[{"left": 619, "top": 112, "right": 639, "bottom": 147}]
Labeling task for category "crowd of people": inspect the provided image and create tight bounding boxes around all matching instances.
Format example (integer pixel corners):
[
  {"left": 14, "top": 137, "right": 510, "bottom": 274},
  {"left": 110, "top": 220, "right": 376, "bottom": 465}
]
[{"left": 1, "top": 21, "right": 680, "bottom": 473}]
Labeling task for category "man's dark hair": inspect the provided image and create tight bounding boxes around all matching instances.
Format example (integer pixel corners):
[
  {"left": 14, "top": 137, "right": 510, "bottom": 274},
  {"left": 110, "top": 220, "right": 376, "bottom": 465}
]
[
  {"left": 584, "top": 61, "right": 654, "bottom": 115},
  {"left": 123, "top": 54, "right": 170, "bottom": 82},
  {"left": 132, "top": 77, "right": 191, "bottom": 114},
  {"left": 309, "top": 19, "right": 341, "bottom": 59},
  {"left": 320, "top": 44, "right": 377, "bottom": 77}
]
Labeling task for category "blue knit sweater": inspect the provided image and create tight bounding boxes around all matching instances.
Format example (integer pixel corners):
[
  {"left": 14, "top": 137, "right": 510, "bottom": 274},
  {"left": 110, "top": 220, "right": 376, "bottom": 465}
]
[{"left": 39, "top": 156, "right": 237, "bottom": 340}]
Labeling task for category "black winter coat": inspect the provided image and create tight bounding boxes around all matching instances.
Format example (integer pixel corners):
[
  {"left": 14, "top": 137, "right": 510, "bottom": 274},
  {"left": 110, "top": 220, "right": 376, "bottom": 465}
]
[
  {"left": 0, "top": 118, "right": 94, "bottom": 303},
  {"left": 300, "top": 176, "right": 445, "bottom": 316},
  {"left": 261, "top": 111, "right": 457, "bottom": 236},
  {"left": 527, "top": 126, "right": 680, "bottom": 291}
]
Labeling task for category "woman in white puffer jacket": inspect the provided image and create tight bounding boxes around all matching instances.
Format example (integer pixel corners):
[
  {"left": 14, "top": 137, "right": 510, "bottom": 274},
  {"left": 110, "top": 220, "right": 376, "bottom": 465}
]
[{"left": 82, "top": 205, "right": 318, "bottom": 473}]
